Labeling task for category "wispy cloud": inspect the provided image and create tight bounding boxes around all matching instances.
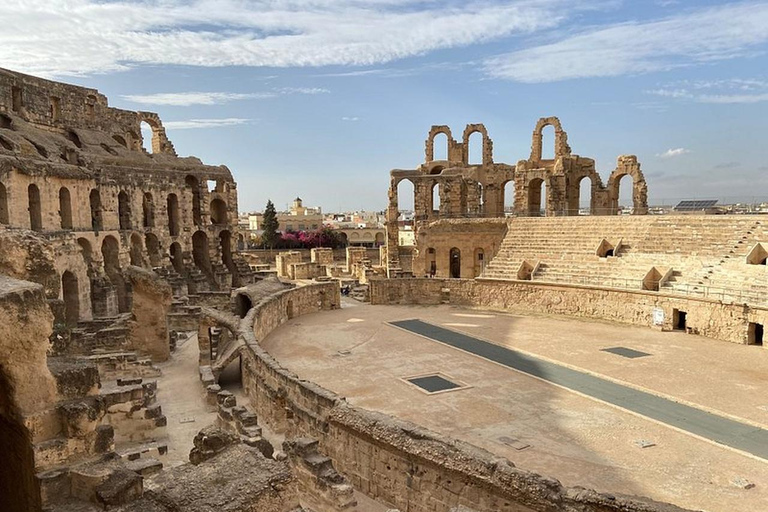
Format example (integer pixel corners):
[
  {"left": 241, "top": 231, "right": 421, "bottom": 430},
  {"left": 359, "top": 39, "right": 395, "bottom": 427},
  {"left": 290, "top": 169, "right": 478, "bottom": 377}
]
[
  {"left": 657, "top": 148, "right": 691, "bottom": 159},
  {"left": 341, "top": 116, "right": 360, "bottom": 121},
  {"left": 123, "top": 87, "right": 330, "bottom": 106},
  {"left": 647, "top": 78, "right": 768, "bottom": 104},
  {"left": 0, "top": 0, "right": 575, "bottom": 77},
  {"left": 484, "top": 2, "right": 768, "bottom": 82},
  {"left": 161, "top": 118, "right": 253, "bottom": 130}
]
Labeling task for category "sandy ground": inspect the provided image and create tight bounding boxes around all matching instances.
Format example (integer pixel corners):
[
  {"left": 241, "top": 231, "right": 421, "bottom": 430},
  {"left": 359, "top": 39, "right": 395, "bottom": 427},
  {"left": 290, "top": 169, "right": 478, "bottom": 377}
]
[{"left": 262, "top": 302, "right": 768, "bottom": 512}]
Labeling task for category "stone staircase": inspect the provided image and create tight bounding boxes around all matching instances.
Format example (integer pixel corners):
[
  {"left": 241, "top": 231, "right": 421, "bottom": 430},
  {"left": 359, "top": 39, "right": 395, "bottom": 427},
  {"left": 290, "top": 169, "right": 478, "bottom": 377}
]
[{"left": 482, "top": 216, "right": 768, "bottom": 302}]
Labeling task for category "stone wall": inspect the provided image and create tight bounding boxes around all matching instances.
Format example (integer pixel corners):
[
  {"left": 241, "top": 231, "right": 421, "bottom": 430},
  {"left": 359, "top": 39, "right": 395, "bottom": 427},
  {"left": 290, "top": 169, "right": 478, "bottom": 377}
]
[
  {"left": 370, "top": 278, "right": 767, "bottom": 345},
  {"left": 229, "top": 282, "right": 693, "bottom": 512},
  {"left": 125, "top": 266, "right": 172, "bottom": 362}
]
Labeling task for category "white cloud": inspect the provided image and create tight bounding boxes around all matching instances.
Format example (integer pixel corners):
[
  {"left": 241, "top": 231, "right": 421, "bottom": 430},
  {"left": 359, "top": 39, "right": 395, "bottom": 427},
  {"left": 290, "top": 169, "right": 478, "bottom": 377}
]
[
  {"left": 0, "top": 0, "right": 577, "bottom": 77},
  {"left": 341, "top": 116, "right": 360, "bottom": 121},
  {"left": 123, "top": 92, "right": 274, "bottom": 106},
  {"left": 123, "top": 87, "right": 329, "bottom": 106},
  {"left": 161, "top": 118, "right": 253, "bottom": 130},
  {"left": 657, "top": 148, "right": 691, "bottom": 159},
  {"left": 647, "top": 78, "right": 768, "bottom": 104},
  {"left": 484, "top": 2, "right": 768, "bottom": 82}
]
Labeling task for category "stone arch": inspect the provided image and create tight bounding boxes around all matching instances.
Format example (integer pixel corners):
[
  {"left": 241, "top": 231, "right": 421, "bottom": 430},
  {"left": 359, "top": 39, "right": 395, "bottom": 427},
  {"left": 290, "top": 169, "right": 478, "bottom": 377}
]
[
  {"left": 58, "top": 187, "right": 73, "bottom": 229},
  {"left": 607, "top": 156, "right": 648, "bottom": 215},
  {"left": 129, "top": 232, "right": 145, "bottom": 267},
  {"left": 219, "top": 230, "right": 236, "bottom": 274},
  {"left": 62, "top": 270, "right": 79, "bottom": 325},
  {"left": 118, "top": 190, "right": 132, "bottom": 230},
  {"left": 502, "top": 179, "right": 516, "bottom": 216},
  {"left": 193, "top": 230, "right": 212, "bottom": 277},
  {"left": 140, "top": 120, "right": 154, "bottom": 153},
  {"left": 77, "top": 238, "right": 93, "bottom": 271},
  {"left": 462, "top": 124, "right": 493, "bottom": 165},
  {"left": 0, "top": 366, "right": 41, "bottom": 512},
  {"left": 527, "top": 178, "right": 546, "bottom": 217},
  {"left": 101, "top": 235, "right": 128, "bottom": 313},
  {"left": 425, "top": 125, "right": 453, "bottom": 162},
  {"left": 138, "top": 114, "right": 176, "bottom": 156},
  {"left": 427, "top": 247, "right": 437, "bottom": 276},
  {"left": 474, "top": 247, "right": 485, "bottom": 277},
  {"left": 529, "top": 116, "right": 571, "bottom": 162},
  {"left": 431, "top": 181, "right": 440, "bottom": 215},
  {"left": 142, "top": 192, "right": 154, "bottom": 227},
  {"left": 235, "top": 293, "right": 252, "bottom": 319},
  {"left": 170, "top": 242, "right": 184, "bottom": 274},
  {"left": 27, "top": 184, "right": 42, "bottom": 231},
  {"left": 145, "top": 233, "right": 162, "bottom": 267},
  {"left": 375, "top": 232, "right": 385, "bottom": 244},
  {"left": 67, "top": 129, "right": 82, "bottom": 149},
  {"left": 89, "top": 188, "right": 103, "bottom": 231},
  {"left": 0, "top": 182, "right": 8, "bottom": 224},
  {"left": 210, "top": 198, "right": 228, "bottom": 225},
  {"left": 449, "top": 247, "right": 461, "bottom": 278},
  {"left": 167, "top": 193, "right": 180, "bottom": 236},
  {"left": 185, "top": 175, "right": 202, "bottom": 226}
]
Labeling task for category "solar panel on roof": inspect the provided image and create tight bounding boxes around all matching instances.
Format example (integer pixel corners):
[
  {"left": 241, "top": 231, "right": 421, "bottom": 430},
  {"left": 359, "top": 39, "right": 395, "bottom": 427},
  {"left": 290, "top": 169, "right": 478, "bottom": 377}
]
[{"left": 674, "top": 200, "right": 718, "bottom": 211}]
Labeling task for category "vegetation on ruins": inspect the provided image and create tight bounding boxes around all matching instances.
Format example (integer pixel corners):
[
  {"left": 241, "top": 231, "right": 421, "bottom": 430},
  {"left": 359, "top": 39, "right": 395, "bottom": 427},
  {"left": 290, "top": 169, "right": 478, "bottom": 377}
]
[
  {"left": 261, "top": 200, "right": 280, "bottom": 249},
  {"left": 279, "top": 227, "right": 345, "bottom": 249}
]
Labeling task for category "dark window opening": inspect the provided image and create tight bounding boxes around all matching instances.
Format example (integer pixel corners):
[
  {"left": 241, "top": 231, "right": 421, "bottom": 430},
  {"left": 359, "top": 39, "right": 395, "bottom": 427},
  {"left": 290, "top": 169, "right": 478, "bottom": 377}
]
[
  {"left": 749, "top": 322, "right": 764, "bottom": 346},
  {"left": 673, "top": 309, "right": 687, "bottom": 331},
  {"left": 27, "top": 184, "right": 42, "bottom": 231},
  {"left": 11, "top": 86, "right": 22, "bottom": 112}
]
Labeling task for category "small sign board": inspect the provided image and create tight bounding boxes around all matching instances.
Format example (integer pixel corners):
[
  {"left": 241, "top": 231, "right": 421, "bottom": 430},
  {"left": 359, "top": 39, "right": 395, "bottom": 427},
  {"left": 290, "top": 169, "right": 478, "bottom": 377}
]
[{"left": 652, "top": 308, "right": 665, "bottom": 326}]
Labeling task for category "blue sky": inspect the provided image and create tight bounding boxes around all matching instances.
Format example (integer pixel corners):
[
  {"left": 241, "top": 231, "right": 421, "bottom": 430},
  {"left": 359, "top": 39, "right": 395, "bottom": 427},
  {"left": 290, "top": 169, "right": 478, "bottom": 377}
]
[{"left": 3, "top": 0, "right": 768, "bottom": 212}]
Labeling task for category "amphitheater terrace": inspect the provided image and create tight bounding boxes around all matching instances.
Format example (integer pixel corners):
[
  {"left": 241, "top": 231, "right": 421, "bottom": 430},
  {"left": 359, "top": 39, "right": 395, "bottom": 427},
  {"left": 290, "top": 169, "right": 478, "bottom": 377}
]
[{"left": 1, "top": 68, "right": 767, "bottom": 512}]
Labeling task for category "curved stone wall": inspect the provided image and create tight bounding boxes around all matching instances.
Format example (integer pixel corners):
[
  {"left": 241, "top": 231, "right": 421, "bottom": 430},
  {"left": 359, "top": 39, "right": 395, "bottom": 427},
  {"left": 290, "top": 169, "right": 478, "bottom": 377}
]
[
  {"left": 370, "top": 278, "right": 768, "bottom": 345},
  {"left": 227, "top": 282, "right": 692, "bottom": 512}
]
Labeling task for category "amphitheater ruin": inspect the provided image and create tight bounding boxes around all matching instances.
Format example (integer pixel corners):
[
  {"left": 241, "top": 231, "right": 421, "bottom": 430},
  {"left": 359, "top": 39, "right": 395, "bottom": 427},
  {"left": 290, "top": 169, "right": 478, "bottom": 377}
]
[{"left": 1, "top": 67, "right": 767, "bottom": 512}]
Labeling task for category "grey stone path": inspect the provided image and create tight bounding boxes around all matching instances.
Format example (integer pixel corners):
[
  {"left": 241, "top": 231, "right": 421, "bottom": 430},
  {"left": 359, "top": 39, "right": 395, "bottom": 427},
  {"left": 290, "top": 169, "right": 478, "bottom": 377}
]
[{"left": 390, "top": 319, "right": 768, "bottom": 461}]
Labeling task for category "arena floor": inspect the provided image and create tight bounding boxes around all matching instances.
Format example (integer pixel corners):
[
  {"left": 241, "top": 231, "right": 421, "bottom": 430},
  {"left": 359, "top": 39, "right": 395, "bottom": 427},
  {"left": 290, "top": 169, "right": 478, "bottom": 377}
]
[{"left": 262, "top": 300, "right": 768, "bottom": 512}]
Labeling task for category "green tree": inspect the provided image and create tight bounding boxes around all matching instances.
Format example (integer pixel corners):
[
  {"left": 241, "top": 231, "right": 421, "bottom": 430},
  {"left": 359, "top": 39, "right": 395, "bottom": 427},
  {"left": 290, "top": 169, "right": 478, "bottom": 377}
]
[{"left": 261, "top": 200, "right": 279, "bottom": 249}]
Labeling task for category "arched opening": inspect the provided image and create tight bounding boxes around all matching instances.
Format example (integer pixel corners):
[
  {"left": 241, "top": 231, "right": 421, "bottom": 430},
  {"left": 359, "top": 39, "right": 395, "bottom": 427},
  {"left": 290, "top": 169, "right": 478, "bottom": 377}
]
[
  {"left": 219, "top": 230, "right": 236, "bottom": 274},
  {"left": 77, "top": 238, "right": 93, "bottom": 270},
  {"left": 62, "top": 270, "right": 79, "bottom": 325},
  {"left": 467, "top": 131, "right": 483, "bottom": 165},
  {"left": 474, "top": 248, "right": 485, "bottom": 277},
  {"left": 170, "top": 242, "right": 184, "bottom": 273},
  {"left": 528, "top": 178, "right": 545, "bottom": 217},
  {"left": 617, "top": 175, "right": 634, "bottom": 214},
  {"left": 235, "top": 293, "right": 252, "bottom": 319},
  {"left": 167, "top": 193, "right": 180, "bottom": 236},
  {"left": 396, "top": 179, "right": 414, "bottom": 213},
  {"left": 89, "top": 189, "right": 102, "bottom": 231},
  {"left": 112, "top": 134, "right": 127, "bottom": 148},
  {"left": 142, "top": 192, "right": 154, "bottom": 227},
  {"left": 145, "top": 233, "right": 162, "bottom": 267},
  {"left": 432, "top": 132, "right": 448, "bottom": 161},
  {"left": 58, "top": 187, "right": 72, "bottom": 229},
  {"left": 210, "top": 198, "right": 228, "bottom": 225},
  {"left": 0, "top": 367, "right": 41, "bottom": 512},
  {"left": 431, "top": 182, "right": 441, "bottom": 215},
  {"left": 129, "top": 233, "right": 144, "bottom": 267},
  {"left": 185, "top": 175, "right": 202, "bottom": 226},
  {"left": 67, "top": 130, "right": 82, "bottom": 149},
  {"left": 101, "top": 236, "right": 128, "bottom": 313},
  {"left": 27, "top": 184, "right": 42, "bottom": 231},
  {"left": 287, "top": 299, "right": 294, "bottom": 320},
  {"left": 541, "top": 124, "right": 555, "bottom": 160},
  {"left": 192, "top": 230, "right": 212, "bottom": 276},
  {"left": 427, "top": 247, "right": 437, "bottom": 277},
  {"left": 118, "top": 190, "right": 131, "bottom": 230},
  {"left": 503, "top": 180, "right": 515, "bottom": 217},
  {"left": 140, "top": 121, "right": 153, "bottom": 153},
  {"left": 579, "top": 176, "right": 592, "bottom": 215},
  {"left": 237, "top": 233, "right": 245, "bottom": 250},
  {"left": 449, "top": 247, "right": 461, "bottom": 279},
  {"left": 0, "top": 182, "right": 8, "bottom": 224}
]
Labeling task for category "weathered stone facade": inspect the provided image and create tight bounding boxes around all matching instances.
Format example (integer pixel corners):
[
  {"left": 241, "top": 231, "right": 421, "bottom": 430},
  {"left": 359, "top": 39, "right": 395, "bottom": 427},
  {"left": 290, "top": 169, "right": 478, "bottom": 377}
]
[
  {"left": 386, "top": 118, "right": 649, "bottom": 273},
  {"left": 0, "top": 67, "right": 253, "bottom": 323}
]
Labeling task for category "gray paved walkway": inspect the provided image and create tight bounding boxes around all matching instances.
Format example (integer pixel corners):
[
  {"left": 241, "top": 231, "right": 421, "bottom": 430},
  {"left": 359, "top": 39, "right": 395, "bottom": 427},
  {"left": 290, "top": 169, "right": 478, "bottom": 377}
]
[{"left": 390, "top": 319, "right": 768, "bottom": 461}]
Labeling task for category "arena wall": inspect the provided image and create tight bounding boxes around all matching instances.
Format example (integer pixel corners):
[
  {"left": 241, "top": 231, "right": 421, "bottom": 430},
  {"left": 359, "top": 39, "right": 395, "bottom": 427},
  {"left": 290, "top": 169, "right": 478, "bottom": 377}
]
[
  {"left": 234, "top": 284, "right": 692, "bottom": 512},
  {"left": 370, "top": 278, "right": 768, "bottom": 345}
]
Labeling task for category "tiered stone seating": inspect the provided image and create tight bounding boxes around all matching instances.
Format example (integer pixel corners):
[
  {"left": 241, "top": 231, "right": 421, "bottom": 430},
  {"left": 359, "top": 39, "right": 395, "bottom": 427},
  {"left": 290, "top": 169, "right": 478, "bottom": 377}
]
[{"left": 482, "top": 216, "right": 768, "bottom": 303}]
